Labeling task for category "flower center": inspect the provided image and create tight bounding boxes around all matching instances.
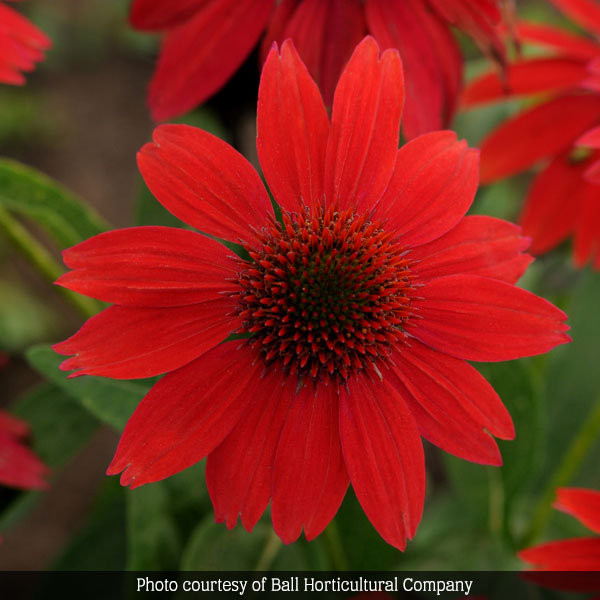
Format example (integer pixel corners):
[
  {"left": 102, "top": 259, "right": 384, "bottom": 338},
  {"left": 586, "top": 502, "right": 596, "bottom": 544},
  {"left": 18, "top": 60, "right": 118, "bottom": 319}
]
[{"left": 234, "top": 205, "right": 416, "bottom": 384}]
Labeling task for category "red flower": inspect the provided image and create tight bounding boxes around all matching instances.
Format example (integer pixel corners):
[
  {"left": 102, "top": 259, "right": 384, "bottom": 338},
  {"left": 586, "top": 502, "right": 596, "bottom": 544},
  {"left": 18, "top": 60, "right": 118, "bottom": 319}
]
[
  {"left": 519, "top": 487, "right": 600, "bottom": 571},
  {"left": 130, "top": 0, "right": 505, "bottom": 138},
  {"left": 462, "top": 0, "right": 600, "bottom": 269},
  {"left": 0, "top": 355, "right": 49, "bottom": 491},
  {"left": 0, "top": 0, "right": 51, "bottom": 85},
  {"left": 54, "top": 38, "right": 569, "bottom": 550}
]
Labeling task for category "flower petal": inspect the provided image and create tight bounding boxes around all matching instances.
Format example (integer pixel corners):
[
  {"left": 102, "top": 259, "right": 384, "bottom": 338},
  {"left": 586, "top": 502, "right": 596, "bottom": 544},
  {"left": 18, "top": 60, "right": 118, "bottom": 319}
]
[
  {"left": 376, "top": 131, "right": 479, "bottom": 247},
  {"left": 549, "top": 0, "right": 600, "bottom": 37},
  {"left": 519, "top": 151, "right": 589, "bottom": 255},
  {"left": 427, "top": 0, "right": 504, "bottom": 62},
  {"left": 206, "top": 373, "right": 294, "bottom": 532},
  {"left": 129, "top": 0, "right": 209, "bottom": 31},
  {"left": 138, "top": 125, "right": 272, "bottom": 243},
  {"left": 324, "top": 36, "right": 404, "bottom": 213},
  {"left": 147, "top": 0, "right": 274, "bottom": 120},
  {"left": 555, "top": 487, "right": 600, "bottom": 534},
  {"left": 53, "top": 300, "right": 238, "bottom": 379},
  {"left": 0, "top": 432, "right": 49, "bottom": 490},
  {"left": 479, "top": 94, "right": 600, "bottom": 183},
  {"left": 366, "top": 0, "right": 461, "bottom": 138},
  {"left": 340, "top": 374, "right": 425, "bottom": 550},
  {"left": 411, "top": 274, "right": 571, "bottom": 362},
  {"left": 271, "top": 382, "right": 349, "bottom": 543},
  {"left": 0, "top": 410, "right": 29, "bottom": 438},
  {"left": 515, "top": 22, "right": 600, "bottom": 61},
  {"left": 274, "top": 0, "right": 366, "bottom": 106},
  {"left": 56, "top": 226, "right": 239, "bottom": 307},
  {"left": 410, "top": 215, "right": 532, "bottom": 284},
  {"left": 257, "top": 40, "right": 330, "bottom": 214},
  {"left": 573, "top": 175, "right": 600, "bottom": 267},
  {"left": 519, "top": 537, "right": 600, "bottom": 570},
  {"left": 462, "top": 58, "right": 591, "bottom": 107},
  {"left": 388, "top": 341, "right": 514, "bottom": 465},
  {"left": 0, "top": 2, "right": 51, "bottom": 85},
  {"left": 107, "top": 341, "right": 260, "bottom": 488}
]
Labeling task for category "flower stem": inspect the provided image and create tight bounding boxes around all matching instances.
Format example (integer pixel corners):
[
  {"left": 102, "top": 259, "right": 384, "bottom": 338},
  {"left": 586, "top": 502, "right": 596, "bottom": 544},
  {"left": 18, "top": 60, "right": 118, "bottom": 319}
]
[
  {"left": 520, "top": 397, "right": 600, "bottom": 548},
  {"left": 0, "top": 204, "right": 99, "bottom": 319},
  {"left": 254, "top": 528, "right": 283, "bottom": 571},
  {"left": 324, "top": 520, "right": 349, "bottom": 571}
]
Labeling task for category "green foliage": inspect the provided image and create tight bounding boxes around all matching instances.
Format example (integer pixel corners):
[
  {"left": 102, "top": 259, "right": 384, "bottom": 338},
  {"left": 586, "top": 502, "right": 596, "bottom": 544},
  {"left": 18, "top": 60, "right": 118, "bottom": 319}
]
[
  {"left": 0, "top": 158, "right": 108, "bottom": 248},
  {"left": 51, "top": 479, "right": 127, "bottom": 571},
  {"left": 26, "top": 344, "right": 150, "bottom": 430},
  {"left": 0, "top": 382, "right": 98, "bottom": 533},
  {"left": 0, "top": 280, "right": 59, "bottom": 352},
  {"left": 180, "top": 514, "right": 328, "bottom": 571}
]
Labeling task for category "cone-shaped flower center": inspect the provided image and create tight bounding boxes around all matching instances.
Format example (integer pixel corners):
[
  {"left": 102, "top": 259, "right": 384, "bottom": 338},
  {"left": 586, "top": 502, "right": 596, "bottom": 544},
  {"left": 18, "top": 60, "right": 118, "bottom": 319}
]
[{"left": 235, "top": 205, "right": 416, "bottom": 383}]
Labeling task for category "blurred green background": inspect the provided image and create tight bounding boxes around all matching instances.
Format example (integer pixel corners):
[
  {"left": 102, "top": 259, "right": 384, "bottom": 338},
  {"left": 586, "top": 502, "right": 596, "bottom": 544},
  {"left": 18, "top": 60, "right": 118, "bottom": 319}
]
[{"left": 0, "top": 0, "right": 598, "bottom": 573}]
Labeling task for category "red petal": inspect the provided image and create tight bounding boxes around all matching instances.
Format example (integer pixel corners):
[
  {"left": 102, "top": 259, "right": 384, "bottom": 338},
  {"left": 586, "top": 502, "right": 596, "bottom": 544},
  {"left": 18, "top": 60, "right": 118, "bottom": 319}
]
[
  {"left": 0, "top": 2, "right": 50, "bottom": 85},
  {"left": 340, "top": 375, "right": 425, "bottom": 551},
  {"left": 519, "top": 152, "right": 589, "bottom": 255},
  {"left": 411, "top": 274, "right": 571, "bottom": 362},
  {"left": 366, "top": 0, "right": 461, "bottom": 138},
  {"left": 257, "top": 40, "right": 329, "bottom": 214},
  {"left": 56, "top": 226, "right": 238, "bottom": 307},
  {"left": 479, "top": 94, "right": 600, "bottom": 183},
  {"left": 0, "top": 432, "right": 49, "bottom": 490},
  {"left": 107, "top": 341, "right": 260, "bottom": 488},
  {"left": 427, "top": 0, "right": 503, "bottom": 57},
  {"left": 260, "top": 0, "right": 296, "bottom": 66},
  {"left": 549, "top": 0, "right": 600, "bottom": 37},
  {"left": 462, "top": 58, "right": 591, "bottom": 107},
  {"left": 388, "top": 342, "right": 514, "bottom": 465},
  {"left": 0, "top": 410, "right": 29, "bottom": 438},
  {"left": 324, "top": 36, "right": 404, "bottom": 213},
  {"left": 271, "top": 382, "right": 349, "bottom": 543},
  {"left": 516, "top": 22, "right": 600, "bottom": 60},
  {"left": 275, "top": 0, "right": 366, "bottom": 106},
  {"left": 138, "top": 125, "right": 272, "bottom": 243},
  {"left": 555, "top": 488, "right": 600, "bottom": 534},
  {"left": 573, "top": 175, "right": 600, "bottom": 267},
  {"left": 410, "top": 215, "right": 533, "bottom": 284},
  {"left": 206, "top": 373, "right": 294, "bottom": 532},
  {"left": 577, "top": 125, "right": 600, "bottom": 148},
  {"left": 519, "top": 537, "right": 600, "bottom": 570},
  {"left": 147, "top": 0, "right": 274, "bottom": 120},
  {"left": 376, "top": 131, "right": 479, "bottom": 247},
  {"left": 129, "top": 0, "right": 209, "bottom": 30},
  {"left": 53, "top": 300, "right": 238, "bottom": 379}
]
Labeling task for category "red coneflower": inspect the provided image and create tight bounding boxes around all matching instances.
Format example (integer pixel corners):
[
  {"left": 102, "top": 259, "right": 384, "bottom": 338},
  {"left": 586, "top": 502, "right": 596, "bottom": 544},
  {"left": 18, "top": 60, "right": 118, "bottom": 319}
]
[
  {"left": 0, "top": 0, "right": 50, "bottom": 85},
  {"left": 462, "top": 0, "right": 600, "bottom": 269},
  {"left": 54, "top": 38, "right": 569, "bottom": 550},
  {"left": 130, "top": 0, "right": 506, "bottom": 138},
  {"left": 519, "top": 487, "right": 600, "bottom": 570},
  {"left": 0, "top": 355, "right": 49, "bottom": 491}
]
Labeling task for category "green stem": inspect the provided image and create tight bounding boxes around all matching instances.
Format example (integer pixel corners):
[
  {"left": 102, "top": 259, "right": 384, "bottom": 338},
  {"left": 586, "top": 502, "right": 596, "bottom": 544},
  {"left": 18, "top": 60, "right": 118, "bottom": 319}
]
[
  {"left": 0, "top": 204, "right": 99, "bottom": 319},
  {"left": 324, "top": 520, "right": 349, "bottom": 571},
  {"left": 254, "top": 528, "right": 283, "bottom": 571},
  {"left": 520, "top": 398, "right": 600, "bottom": 548}
]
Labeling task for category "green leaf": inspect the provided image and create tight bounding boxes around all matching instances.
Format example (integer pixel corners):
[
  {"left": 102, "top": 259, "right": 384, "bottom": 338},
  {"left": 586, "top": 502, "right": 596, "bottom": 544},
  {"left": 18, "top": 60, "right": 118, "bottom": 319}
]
[
  {"left": 332, "top": 488, "right": 401, "bottom": 570},
  {"left": 180, "top": 514, "right": 327, "bottom": 571},
  {"left": 0, "top": 382, "right": 98, "bottom": 532},
  {"left": 0, "top": 158, "right": 108, "bottom": 248},
  {"left": 0, "top": 280, "right": 59, "bottom": 353},
  {"left": 127, "top": 482, "right": 182, "bottom": 570},
  {"left": 51, "top": 479, "right": 127, "bottom": 571},
  {"left": 25, "top": 344, "right": 150, "bottom": 430},
  {"left": 539, "top": 271, "right": 600, "bottom": 487}
]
